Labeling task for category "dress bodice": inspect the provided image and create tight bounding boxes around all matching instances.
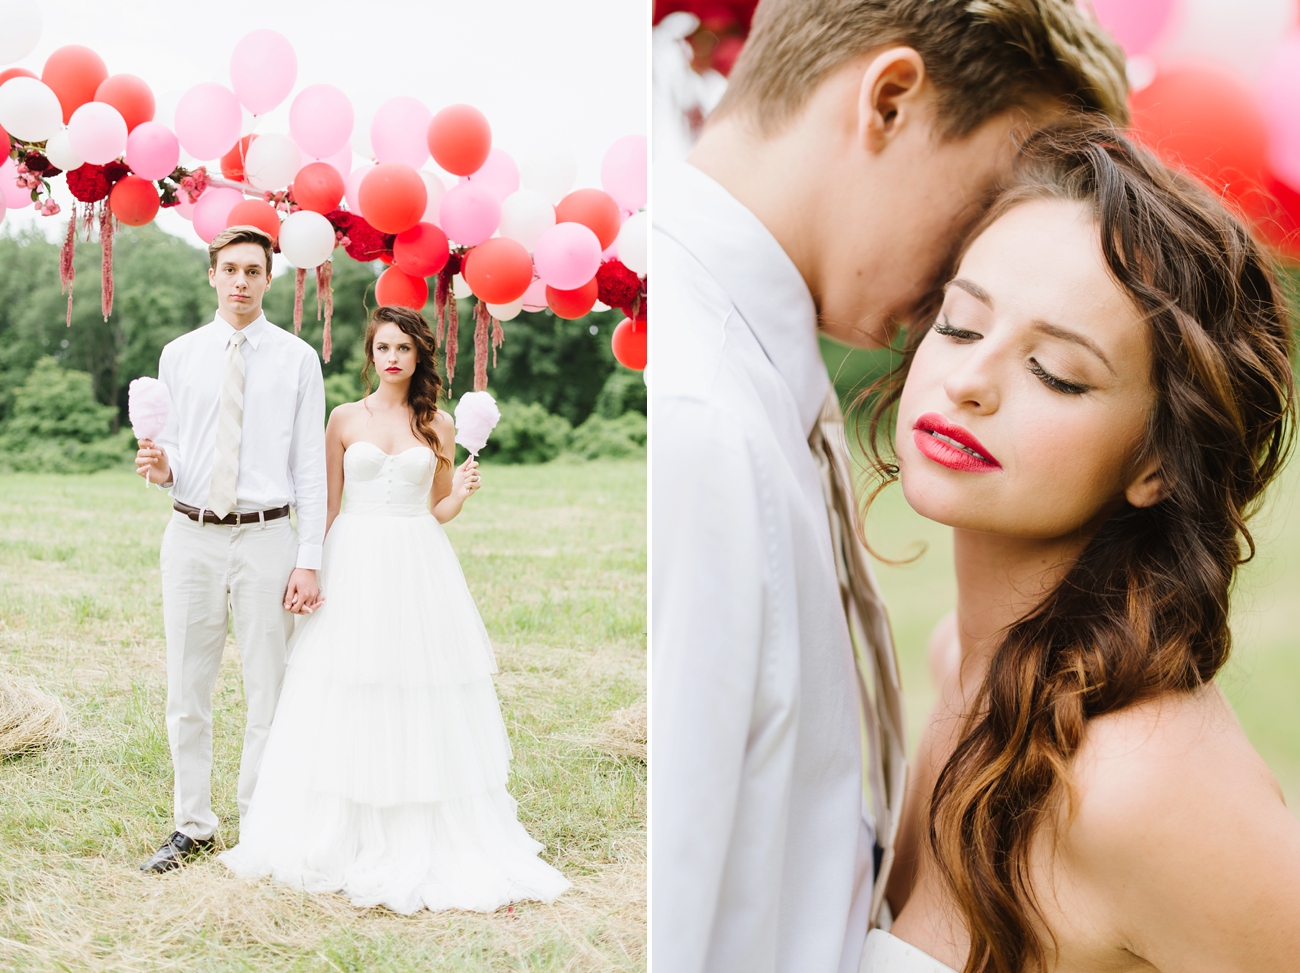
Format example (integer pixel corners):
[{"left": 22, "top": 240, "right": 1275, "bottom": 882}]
[
  {"left": 343, "top": 442, "right": 435, "bottom": 513},
  {"left": 859, "top": 930, "right": 959, "bottom": 973}
]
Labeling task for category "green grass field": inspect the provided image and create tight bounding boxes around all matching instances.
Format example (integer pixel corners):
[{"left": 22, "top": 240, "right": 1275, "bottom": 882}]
[
  {"left": 861, "top": 448, "right": 1300, "bottom": 814},
  {"left": 0, "top": 459, "right": 646, "bottom": 972}
]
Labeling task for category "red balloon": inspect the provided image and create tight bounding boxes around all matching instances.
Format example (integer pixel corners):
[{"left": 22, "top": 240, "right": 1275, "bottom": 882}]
[
  {"left": 226, "top": 199, "right": 282, "bottom": 242},
  {"left": 394, "top": 222, "right": 450, "bottom": 277},
  {"left": 555, "top": 189, "right": 621, "bottom": 250},
  {"left": 359, "top": 162, "right": 427, "bottom": 234},
  {"left": 379, "top": 251, "right": 395, "bottom": 265},
  {"left": 611, "top": 318, "right": 646, "bottom": 371},
  {"left": 0, "top": 67, "right": 37, "bottom": 86},
  {"left": 427, "top": 104, "right": 491, "bottom": 176},
  {"left": 1257, "top": 175, "right": 1300, "bottom": 259},
  {"left": 292, "top": 161, "right": 345, "bottom": 214},
  {"left": 221, "top": 135, "right": 257, "bottom": 182},
  {"left": 546, "top": 279, "right": 599, "bottom": 319},
  {"left": 42, "top": 45, "right": 109, "bottom": 124},
  {"left": 0, "top": 121, "right": 8, "bottom": 156},
  {"left": 1129, "top": 65, "right": 1268, "bottom": 204},
  {"left": 376, "top": 266, "right": 429, "bottom": 308},
  {"left": 463, "top": 237, "right": 533, "bottom": 304},
  {"left": 95, "top": 74, "right": 154, "bottom": 132},
  {"left": 109, "top": 175, "right": 160, "bottom": 226}
]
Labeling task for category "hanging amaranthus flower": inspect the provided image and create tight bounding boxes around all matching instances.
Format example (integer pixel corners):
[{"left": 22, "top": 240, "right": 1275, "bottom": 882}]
[
  {"left": 445, "top": 287, "right": 459, "bottom": 384},
  {"left": 99, "top": 203, "right": 114, "bottom": 321},
  {"left": 490, "top": 312, "right": 504, "bottom": 368},
  {"left": 60, "top": 212, "right": 76, "bottom": 327},
  {"left": 472, "top": 301, "right": 490, "bottom": 393},
  {"left": 315, "top": 259, "right": 334, "bottom": 362},
  {"left": 293, "top": 267, "right": 306, "bottom": 335}
]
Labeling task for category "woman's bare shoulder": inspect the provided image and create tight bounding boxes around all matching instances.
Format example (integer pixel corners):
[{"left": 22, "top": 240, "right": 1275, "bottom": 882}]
[{"left": 434, "top": 407, "right": 454, "bottom": 433}]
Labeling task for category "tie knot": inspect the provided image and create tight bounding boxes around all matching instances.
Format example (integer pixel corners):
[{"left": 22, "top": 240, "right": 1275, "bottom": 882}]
[{"left": 230, "top": 332, "right": 246, "bottom": 348}]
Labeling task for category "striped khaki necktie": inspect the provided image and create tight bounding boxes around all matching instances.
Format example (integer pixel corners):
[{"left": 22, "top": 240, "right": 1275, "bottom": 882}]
[
  {"left": 808, "top": 387, "right": 909, "bottom": 929},
  {"left": 206, "top": 330, "right": 246, "bottom": 519}
]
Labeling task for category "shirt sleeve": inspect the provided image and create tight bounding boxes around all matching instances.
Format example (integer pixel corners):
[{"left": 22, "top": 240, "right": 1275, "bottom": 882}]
[
  {"left": 156, "top": 342, "right": 183, "bottom": 491},
  {"left": 288, "top": 346, "right": 327, "bottom": 570},
  {"left": 651, "top": 395, "right": 767, "bottom": 973}
]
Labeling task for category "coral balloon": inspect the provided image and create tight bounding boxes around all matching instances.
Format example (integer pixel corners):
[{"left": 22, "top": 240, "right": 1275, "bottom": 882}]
[
  {"left": 499, "top": 189, "right": 556, "bottom": 251},
  {"left": 278, "top": 209, "right": 336, "bottom": 269},
  {"left": 439, "top": 182, "right": 500, "bottom": 246},
  {"left": 95, "top": 74, "right": 153, "bottom": 132},
  {"left": 243, "top": 132, "right": 301, "bottom": 191},
  {"left": 1263, "top": 31, "right": 1300, "bottom": 192},
  {"left": 221, "top": 134, "right": 256, "bottom": 181},
  {"left": 358, "top": 162, "right": 426, "bottom": 234},
  {"left": 0, "top": 68, "right": 37, "bottom": 86},
  {"left": 67, "top": 101, "right": 126, "bottom": 165},
  {"left": 376, "top": 266, "right": 429, "bottom": 309},
  {"left": 192, "top": 186, "right": 242, "bottom": 243},
  {"left": 44, "top": 128, "right": 81, "bottom": 171},
  {"left": 611, "top": 318, "right": 647, "bottom": 370},
  {"left": 225, "top": 198, "right": 281, "bottom": 242},
  {"left": 1129, "top": 64, "right": 1268, "bottom": 202},
  {"left": 289, "top": 83, "right": 353, "bottom": 159},
  {"left": 0, "top": 4, "right": 41, "bottom": 65},
  {"left": 393, "top": 222, "right": 450, "bottom": 277},
  {"left": 601, "top": 135, "right": 647, "bottom": 211},
  {"left": 555, "top": 188, "right": 621, "bottom": 250},
  {"left": 292, "top": 161, "right": 345, "bottom": 214},
  {"left": 175, "top": 82, "right": 242, "bottom": 160},
  {"left": 230, "top": 29, "right": 297, "bottom": 115},
  {"left": 109, "top": 175, "right": 159, "bottom": 226},
  {"left": 42, "top": 45, "right": 107, "bottom": 123},
  {"left": 125, "top": 121, "right": 178, "bottom": 180},
  {"left": 546, "top": 279, "right": 599, "bottom": 319},
  {"left": 463, "top": 237, "right": 533, "bottom": 304},
  {"left": 427, "top": 104, "right": 491, "bottom": 176},
  {"left": 371, "top": 96, "right": 432, "bottom": 169},
  {"left": 533, "top": 221, "right": 602, "bottom": 290},
  {"left": 461, "top": 147, "right": 518, "bottom": 201},
  {"left": 0, "top": 76, "right": 62, "bottom": 141}
]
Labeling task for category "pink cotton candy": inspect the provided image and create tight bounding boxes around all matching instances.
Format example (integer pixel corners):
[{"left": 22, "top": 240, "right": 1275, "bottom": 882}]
[
  {"left": 453, "top": 391, "right": 500, "bottom": 456},
  {"left": 128, "top": 376, "right": 171, "bottom": 441}
]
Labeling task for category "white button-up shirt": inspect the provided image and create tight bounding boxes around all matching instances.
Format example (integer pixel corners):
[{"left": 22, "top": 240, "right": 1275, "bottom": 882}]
[
  {"left": 156, "top": 313, "right": 327, "bottom": 570},
  {"left": 652, "top": 163, "right": 876, "bottom": 973}
]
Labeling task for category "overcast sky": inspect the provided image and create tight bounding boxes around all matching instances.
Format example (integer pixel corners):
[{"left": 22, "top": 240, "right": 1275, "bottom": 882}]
[{"left": 3, "top": 0, "right": 649, "bottom": 245}]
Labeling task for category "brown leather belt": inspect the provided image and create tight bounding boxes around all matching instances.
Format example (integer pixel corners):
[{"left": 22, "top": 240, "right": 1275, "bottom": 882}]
[{"left": 173, "top": 501, "right": 290, "bottom": 526}]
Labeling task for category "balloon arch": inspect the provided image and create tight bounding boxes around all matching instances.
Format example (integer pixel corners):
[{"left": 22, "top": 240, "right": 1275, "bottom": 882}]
[{"left": 0, "top": 29, "right": 649, "bottom": 390}]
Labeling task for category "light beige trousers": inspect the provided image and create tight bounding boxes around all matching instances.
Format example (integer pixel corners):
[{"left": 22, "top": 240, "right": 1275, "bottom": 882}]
[{"left": 159, "top": 511, "right": 297, "bottom": 840}]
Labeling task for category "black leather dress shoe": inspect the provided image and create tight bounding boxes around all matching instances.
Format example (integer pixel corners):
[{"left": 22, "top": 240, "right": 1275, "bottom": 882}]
[{"left": 140, "top": 831, "right": 215, "bottom": 873}]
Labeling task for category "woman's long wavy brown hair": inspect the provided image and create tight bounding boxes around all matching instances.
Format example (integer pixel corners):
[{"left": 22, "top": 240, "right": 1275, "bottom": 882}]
[
  {"left": 361, "top": 305, "right": 452, "bottom": 475},
  {"left": 858, "top": 124, "right": 1295, "bottom": 973}
]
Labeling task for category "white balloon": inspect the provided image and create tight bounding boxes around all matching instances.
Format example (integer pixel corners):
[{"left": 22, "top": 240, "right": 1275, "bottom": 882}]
[
  {"left": 0, "top": 77, "right": 63, "bottom": 142},
  {"left": 0, "top": 2, "right": 41, "bottom": 65},
  {"left": 452, "top": 273, "right": 473, "bottom": 299},
  {"left": 44, "top": 129, "right": 84, "bottom": 172},
  {"left": 1156, "top": 0, "right": 1296, "bottom": 83},
  {"left": 485, "top": 298, "right": 524, "bottom": 321},
  {"left": 617, "top": 211, "right": 648, "bottom": 275},
  {"left": 67, "top": 102, "right": 128, "bottom": 166},
  {"left": 519, "top": 150, "right": 577, "bottom": 203},
  {"left": 278, "top": 209, "right": 337, "bottom": 269},
  {"left": 498, "top": 189, "right": 556, "bottom": 251},
  {"left": 419, "top": 170, "right": 445, "bottom": 224},
  {"left": 243, "top": 132, "right": 302, "bottom": 190}
]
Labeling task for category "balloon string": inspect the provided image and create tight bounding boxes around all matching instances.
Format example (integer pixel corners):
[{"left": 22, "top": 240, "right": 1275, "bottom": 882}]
[
  {"left": 473, "top": 301, "right": 489, "bottom": 393},
  {"left": 293, "top": 267, "right": 306, "bottom": 335},
  {"left": 99, "top": 204, "right": 114, "bottom": 321},
  {"left": 60, "top": 211, "right": 76, "bottom": 327}
]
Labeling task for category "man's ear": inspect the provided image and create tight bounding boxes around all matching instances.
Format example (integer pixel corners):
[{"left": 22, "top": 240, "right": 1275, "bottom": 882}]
[
  {"left": 1125, "top": 453, "right": 1170, "bottom": 508},
  {"left": 857, "top": 46, "right": 929, "bottom": 154},
  {"left": 208, "top": 267, "right": 216, "bottom": 288}
]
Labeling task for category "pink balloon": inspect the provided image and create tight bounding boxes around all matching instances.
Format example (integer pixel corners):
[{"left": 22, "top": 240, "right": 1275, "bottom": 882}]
[
  {"left": 419, "top": 170, "right": 445, "bottom": 224},
  {"left": 192, "top": 187, "right": 242, "bottom": 243},
  {"left": 0, "top": 158, "right": 31, "bottom": 209},
  {"left": 174, "top": 188, "right": 198, "bottom": 220},
  {"left": 370, "top": 96, "right": 431, "bottom": 169},
  {"left": 459, "top": 147, "right": 518, "bottom": 202},
  {"left": 126, "top": 121, "right": 179, "bottom": 180},
  {"left": 230, "top": 29, "right": 297, "bottom": 115},
  {"left": 521, "top": 276, "right": 547, "bottom": 311},
  {"left": 174, "top": 83, "right": 242, "bottom": 161},
  {"left": 533, "top": 222, "right": 601, "bottom": 290},
  {"left": 313, "top": 142, "right": 355, "bottom": 181},
  {"left": 67, "top": 102, "right": 127, "bottom": 166},
  {"left": 439, "top": 182, "right": 500, "bottom": 246},
  {"left": 601, "top": 135, "right": 647, "bottom": 211},
  {"left": 345, "top": 163, "right": 375, "bottom": 213},
  {"left": 1089, "top": 0, "right": 1175, "bottom": 56},
  {"left": 1264, "top": 30, "right": 1300, "bottom": 192},
  {"left": 290, "top": 83, "right": 353, "bottom": 159}
]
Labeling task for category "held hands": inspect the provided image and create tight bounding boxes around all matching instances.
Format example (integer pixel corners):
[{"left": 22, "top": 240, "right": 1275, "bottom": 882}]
[
  {"left": 283, "top": 568, "right": 324, "bottom": 615},
  {"left": 135, "top": 439, "right": 172, "bottom": 485},
  {"left": 451, "top": 457, "right": 483, "bottom": 501}
]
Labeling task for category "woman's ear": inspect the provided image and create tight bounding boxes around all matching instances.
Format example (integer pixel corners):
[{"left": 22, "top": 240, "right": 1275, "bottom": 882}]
[
  {"left": 857, "top": 46, "right": 928, "bottom": 154},
  {"left": 1125, "top": 453, "right": 1170, "bottom": 508}
]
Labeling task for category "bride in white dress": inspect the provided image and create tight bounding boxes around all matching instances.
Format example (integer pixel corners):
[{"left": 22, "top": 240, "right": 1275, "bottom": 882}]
[{"left": 221, "top": 305, "right": 569, "bottom": 914}]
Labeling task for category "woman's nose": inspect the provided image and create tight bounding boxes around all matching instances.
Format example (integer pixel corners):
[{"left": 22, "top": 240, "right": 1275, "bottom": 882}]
[{"left": 942, "top": 349, "right": 1001, "bottom": 414}]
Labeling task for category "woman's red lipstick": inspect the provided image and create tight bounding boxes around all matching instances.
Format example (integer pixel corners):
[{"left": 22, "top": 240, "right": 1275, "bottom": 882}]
[
  {"left": 384, "top": 366, "right": 402, "bottom": 373},
  {"left": 912, "top": 413, "right": 1001, "bottom": 472}
]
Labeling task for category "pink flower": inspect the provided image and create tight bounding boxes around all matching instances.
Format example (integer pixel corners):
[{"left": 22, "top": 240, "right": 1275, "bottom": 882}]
[{"left": 39, "top": 199, "right": 61, "bottom": 217}]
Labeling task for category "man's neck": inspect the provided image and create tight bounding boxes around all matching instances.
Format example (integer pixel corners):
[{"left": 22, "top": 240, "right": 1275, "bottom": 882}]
[{"left": 217, "top": 305, "right": 262, "bottom": 330}]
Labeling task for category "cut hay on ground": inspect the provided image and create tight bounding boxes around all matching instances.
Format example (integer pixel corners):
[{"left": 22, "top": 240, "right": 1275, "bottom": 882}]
[
  {"left": 595, "top": 702, "right": 646, "bottom": 762},
  {"left": 0, "top": 670, "right": 68, "bottom": 757}
]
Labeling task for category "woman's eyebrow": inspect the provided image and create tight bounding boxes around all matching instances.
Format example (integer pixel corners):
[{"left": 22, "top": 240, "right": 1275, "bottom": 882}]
[
  {"left": 1032, "top": 320, "right": 1114, "bottom": 374},
  {"left": 948, "top": 277, "right": 993, "bottom": 306}
]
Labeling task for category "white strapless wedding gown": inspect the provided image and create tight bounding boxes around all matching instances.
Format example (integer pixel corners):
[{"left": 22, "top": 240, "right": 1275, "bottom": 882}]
[
  {"left": 220, "top": 441, "right": 570, "bottom": 913},
  {"left": 860, "top": 929, "right": 960, "bottom": 973}
]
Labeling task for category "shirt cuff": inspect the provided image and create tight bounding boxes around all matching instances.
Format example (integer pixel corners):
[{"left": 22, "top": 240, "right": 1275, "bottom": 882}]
[{"left": 294, "top": 543, "right": 322, "bottom": 571}]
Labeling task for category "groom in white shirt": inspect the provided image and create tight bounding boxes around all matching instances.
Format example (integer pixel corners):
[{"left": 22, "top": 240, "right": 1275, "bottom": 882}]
[
  {"left": 651, "top": 1, "right": 1129, "bottom": 971},
  {"left": 135, "top": 225, "right": 327, "bottom": 872}
]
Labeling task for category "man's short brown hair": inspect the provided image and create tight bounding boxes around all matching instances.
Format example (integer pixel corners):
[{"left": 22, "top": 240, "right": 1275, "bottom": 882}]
[
  {"left": 208, "top": 225, "right": 274, "bottom": 275},
  {"left": 713, "top": 0, "right": 1129, "bottom": 137}
]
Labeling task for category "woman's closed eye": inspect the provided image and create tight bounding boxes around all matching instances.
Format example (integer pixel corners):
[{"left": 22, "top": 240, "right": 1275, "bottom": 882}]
[
  {"left": 1029, "top": 358, "right": 1090, "bottom": 395},
  {"left": 933, "top": 316, "right": 982, "bottom": 341}
]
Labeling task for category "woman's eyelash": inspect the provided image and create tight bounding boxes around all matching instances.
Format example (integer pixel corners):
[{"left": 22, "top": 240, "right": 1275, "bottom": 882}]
[
  {"left": 933, "top": 317, "right": 982, "bottom": 341},
  {"left": 1029, "top": 358, "right": 1090, "bottom": 395}
]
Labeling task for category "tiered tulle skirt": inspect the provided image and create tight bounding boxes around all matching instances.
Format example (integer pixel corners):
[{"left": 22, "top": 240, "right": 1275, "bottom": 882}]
[{"left": 220, "top": 504, "right": 570, "bottom": 914}]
